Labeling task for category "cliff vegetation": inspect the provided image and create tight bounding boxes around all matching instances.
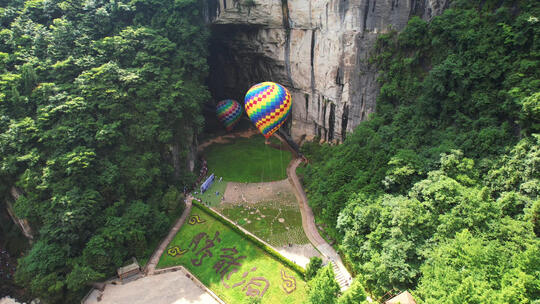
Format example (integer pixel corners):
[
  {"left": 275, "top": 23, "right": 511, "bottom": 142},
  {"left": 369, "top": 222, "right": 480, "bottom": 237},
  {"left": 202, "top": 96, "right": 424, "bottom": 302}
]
[
  {"left": 300, "top": 0, "right": 540, "bottom": 302},
  {"left": 0, "top": 0, "right": 209, "bottom": 302}
]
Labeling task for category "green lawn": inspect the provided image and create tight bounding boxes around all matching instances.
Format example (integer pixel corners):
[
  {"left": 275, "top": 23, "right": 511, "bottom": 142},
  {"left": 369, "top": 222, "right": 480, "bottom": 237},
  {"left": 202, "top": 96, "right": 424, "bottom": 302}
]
[
  {"left": 157, "top": 205, "right": 307, "bottom": 304},
  {"left": 203, "top": 136, "right": 291, "bottom": 182},
  {"left": 194, "top": 179, "right": 228, "bottom": 207},
  {"left": 218, "top": 198, "right": 309, "bottom": 247}
]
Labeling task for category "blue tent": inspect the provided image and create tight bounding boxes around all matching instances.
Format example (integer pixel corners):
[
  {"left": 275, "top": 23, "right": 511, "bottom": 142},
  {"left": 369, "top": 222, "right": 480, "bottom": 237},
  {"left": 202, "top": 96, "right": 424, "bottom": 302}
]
[{"left": 200, "top": 174, "right": 215, "bottom": 193}]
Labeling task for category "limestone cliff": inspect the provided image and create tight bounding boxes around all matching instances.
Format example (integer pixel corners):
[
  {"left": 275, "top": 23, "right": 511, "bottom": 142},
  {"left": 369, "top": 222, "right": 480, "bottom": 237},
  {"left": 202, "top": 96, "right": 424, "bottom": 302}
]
[{"left": 205, "top": 0, "right": 449, "bottom": 142}]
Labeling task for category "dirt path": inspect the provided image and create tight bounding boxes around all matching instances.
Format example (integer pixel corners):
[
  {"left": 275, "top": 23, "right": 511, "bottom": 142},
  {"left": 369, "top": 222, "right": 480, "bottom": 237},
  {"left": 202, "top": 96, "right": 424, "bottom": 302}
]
[
  {"left": 144, "top": 198, "right": 193, "bottom": 275},
  {"left": 286, "top": 159, "right": 326, "bottom": 247},
  {"left": 198, "top": 132, "right": 352, "bottom": 289},
  {"left": 198, "top": 129, "right": 258, "bottom": 151},
  {"left": 287, "top": 158, "right": 352, "bottom": 288}
]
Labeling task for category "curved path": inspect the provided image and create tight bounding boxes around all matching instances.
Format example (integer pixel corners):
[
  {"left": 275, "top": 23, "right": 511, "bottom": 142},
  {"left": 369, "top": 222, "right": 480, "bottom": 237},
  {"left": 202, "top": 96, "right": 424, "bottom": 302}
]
[
  {"left": 287, "top": 158, "right": 352, "bottom": 290},
  {"left": 145, "top": 198, "right": 193, "bottom": 275},
  {"left": 200, "top": 131, "right": 353, "bottom": 289},
  {"left": 150, "top": 133, "right": 352, "bottom": 289}
]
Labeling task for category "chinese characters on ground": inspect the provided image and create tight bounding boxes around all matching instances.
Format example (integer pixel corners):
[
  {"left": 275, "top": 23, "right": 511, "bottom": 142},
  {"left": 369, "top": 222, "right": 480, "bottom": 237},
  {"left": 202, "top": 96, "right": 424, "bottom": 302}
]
[
  {"left": 214, "top": 247, "right": 246, "bottom": 278},
  {"left": 215, "top": 248, "right": 270, "bottom": 297},
  {"left": 189, "top": 231, "right": 221, "bottom": 266},
  {"left": 166, "top": 214, "right": 297, "bottom": 300}
]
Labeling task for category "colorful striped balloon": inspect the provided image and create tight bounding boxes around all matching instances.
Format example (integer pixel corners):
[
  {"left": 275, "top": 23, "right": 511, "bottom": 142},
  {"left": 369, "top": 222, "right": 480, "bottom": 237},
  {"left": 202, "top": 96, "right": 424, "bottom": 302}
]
[
  {"left": 216, "top": 99, "right": 242, "bottom": 131},
  {"left": 244, "top": 82, "right": 292, "bottom": 138}
]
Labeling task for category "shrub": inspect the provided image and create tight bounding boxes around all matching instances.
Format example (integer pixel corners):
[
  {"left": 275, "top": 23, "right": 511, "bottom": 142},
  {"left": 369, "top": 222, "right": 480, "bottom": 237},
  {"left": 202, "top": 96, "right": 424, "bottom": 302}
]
[{"left": 305, "top": 256, "right": 323, "bottom": 280}]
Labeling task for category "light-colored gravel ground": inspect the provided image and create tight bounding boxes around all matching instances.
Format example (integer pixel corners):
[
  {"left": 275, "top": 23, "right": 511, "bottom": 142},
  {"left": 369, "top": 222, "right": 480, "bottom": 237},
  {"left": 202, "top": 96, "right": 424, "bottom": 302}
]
[
  {"left": 223, "top": 179, "right": 293, "bottom": 204},
  {"left": 221, "top": 178, "right": 321, "bottom": 265},
  {"left": 277, "top": 244, "right": 321, "bottom": 268},
  {"left": 84, "top": 270, "right": 219, "bottom": 304}
]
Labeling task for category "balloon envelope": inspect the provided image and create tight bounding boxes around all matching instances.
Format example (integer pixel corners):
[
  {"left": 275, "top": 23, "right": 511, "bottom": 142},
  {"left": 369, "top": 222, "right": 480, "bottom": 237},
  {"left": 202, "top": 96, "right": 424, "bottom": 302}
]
[
  {"left": 244, "top": 82, "right": 292, "bottom": 138},
  {"left": 216, "top": 99, "right": 243, "bottom": 131}
]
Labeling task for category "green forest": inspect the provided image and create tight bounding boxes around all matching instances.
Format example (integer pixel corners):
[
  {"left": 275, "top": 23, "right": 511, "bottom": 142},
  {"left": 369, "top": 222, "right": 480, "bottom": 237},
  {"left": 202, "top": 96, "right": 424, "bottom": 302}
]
[
  {"left": 299, "top": 0, "right": 540, "bottom": 302},
  {"left": 0, "top": 0, "right": 208, "bottom": 302},
  {"left": 0, "top": 0, "right": 539, "bottom": 303}
]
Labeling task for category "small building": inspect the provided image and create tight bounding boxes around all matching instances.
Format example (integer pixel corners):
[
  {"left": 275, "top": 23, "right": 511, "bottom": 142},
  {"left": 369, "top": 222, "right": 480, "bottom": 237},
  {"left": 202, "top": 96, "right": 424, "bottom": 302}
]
[
  {"left": 385, "top": 291, "right": 416, "bottom": 304},
  {"left": 117, "top": 258, "right": 141, "bottom": 281}
]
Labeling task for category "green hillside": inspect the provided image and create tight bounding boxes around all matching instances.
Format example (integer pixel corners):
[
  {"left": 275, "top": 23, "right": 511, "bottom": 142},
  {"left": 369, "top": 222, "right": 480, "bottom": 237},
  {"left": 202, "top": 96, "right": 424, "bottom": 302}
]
[
  {"left": 0, "top": 0, "right": 209, "bottom": 302},
  {"left": 299, "top": 0, "right": 540, "bottom": 301}
]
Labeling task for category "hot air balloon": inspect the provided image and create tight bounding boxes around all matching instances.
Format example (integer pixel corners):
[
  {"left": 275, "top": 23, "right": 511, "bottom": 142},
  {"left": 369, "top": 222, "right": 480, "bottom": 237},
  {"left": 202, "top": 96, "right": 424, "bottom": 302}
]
[
  {"left": 244, "top": 82, "right": 292, "bottom": 138},
  {"left": 216, "top": 99, "right": 243, "bottom": 131}
]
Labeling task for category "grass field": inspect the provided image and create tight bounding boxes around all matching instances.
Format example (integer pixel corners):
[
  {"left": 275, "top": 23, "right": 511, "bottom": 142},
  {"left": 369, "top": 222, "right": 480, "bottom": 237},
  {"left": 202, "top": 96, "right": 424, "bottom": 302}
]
[
  {"left": 203, "top": 136, "right": 291, "bottom": 182},
  {"left": 218, "top": 198, "right": 310, "bottom": 247},
  {"left": 193, "top": 180, "right": 228, "bottom": 207},
  {"left": 157, "top": 205, "right": 307, "bottom": 304}
]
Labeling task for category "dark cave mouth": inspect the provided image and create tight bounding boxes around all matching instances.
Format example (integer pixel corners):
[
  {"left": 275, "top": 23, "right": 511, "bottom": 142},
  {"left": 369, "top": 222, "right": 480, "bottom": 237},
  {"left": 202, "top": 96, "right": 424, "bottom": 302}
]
[{"left": 204, "top": 23, "right": 270, "bottom": 133}]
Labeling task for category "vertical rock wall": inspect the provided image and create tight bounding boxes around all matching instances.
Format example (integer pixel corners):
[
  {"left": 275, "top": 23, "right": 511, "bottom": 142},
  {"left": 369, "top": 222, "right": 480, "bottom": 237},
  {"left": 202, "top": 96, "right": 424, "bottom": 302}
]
[
  {"left": 206, "top": 0, "right": 448, "bottom": 143},
  {"left": 5, "top": 187, "right": 34, "bottom": 242}
]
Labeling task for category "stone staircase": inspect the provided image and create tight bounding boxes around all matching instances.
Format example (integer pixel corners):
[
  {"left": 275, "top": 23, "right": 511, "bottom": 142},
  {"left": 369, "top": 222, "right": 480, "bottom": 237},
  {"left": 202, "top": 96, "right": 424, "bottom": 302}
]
[{"left": 330, "top": 260, "right": 350, "bottom": 291}]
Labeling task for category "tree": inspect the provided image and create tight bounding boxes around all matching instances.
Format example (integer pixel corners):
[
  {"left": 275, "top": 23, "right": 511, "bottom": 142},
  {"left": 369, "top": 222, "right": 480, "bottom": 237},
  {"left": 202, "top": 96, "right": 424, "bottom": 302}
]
[
  {"left": 337, "top": 278, "right": 368, "bottom": 304},
  {"left": 305, "top": 256, "right": 323, "bottom": 280},
  {"left": 300, "top": 0, "right": 539, "bottom": 240},
  {"left": 2, "top": 0, "right": 210, "bottom": 301},
  {"left": 300, "top": 2, "right": 540, "bottom": 299},
  {"left": 15, "top": 241, "right": 68, "bottom": 303},
  {"left": 335, "top": 149, "right": 535, "bottom": 297},
  {"left": 415, "top": 230, "right": 540, "bottom": 304},
  {"left": 307, "top": 264, "right": 341, "bottom": 304},
  {"left": 66, "top": 264, "right": 105, "bottom": 292}
]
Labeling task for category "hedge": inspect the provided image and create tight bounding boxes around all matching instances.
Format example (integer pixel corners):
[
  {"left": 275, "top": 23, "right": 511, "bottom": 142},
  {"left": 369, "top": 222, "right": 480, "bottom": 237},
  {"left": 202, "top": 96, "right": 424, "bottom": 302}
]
[{"left": 192, "top": 199, "right": 307, "bottom": 277}]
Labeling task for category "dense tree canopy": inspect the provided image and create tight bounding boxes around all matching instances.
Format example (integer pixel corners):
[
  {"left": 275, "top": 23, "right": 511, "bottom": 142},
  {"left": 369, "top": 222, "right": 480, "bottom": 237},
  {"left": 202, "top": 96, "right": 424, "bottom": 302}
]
[
  {"left": 305, "top": 256, "right": 323, "bottom": 280},
  {"left": 337, "top": 278, "right": 368, "bottom": 304},
  {"left": 1, "top": 0, "right": 538, "bottom": 302},
  {"left": 0, "top": 0, "right": 209, "bottom": 302},
  {"left": 300, "top": 0, "right": 539, "bottom": 302},
  {"left": 306, "top": 264, "right": 341, "bottom": 304}
]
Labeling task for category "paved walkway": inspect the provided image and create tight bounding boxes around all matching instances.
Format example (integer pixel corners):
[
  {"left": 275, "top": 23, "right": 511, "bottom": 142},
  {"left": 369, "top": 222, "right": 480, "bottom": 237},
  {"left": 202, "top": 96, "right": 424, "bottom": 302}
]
[
  {"left": 84, "top": 269, "right": 219, "bottom": 304},
  {"left": 83, "top": 197, "right": 224, "bottom": 304},
  {"left": 145, "top": 199, "right": 193, "bottom": 275},
  {"left": 83, "top": 134, "right": 355, "bottom": 304},
  {"left": 287, "top": 158, "right": 353, "bottom": 290}
]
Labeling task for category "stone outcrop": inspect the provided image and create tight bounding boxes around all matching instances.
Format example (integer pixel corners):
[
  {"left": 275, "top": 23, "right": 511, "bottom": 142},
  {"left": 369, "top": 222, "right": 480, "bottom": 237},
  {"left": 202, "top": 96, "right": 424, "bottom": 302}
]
[
  {"left": 5, "top": 187, "right": 34, "bottom": 242},
  {"left": 206, "top": 0, "right": 449, "bottom": 143}
]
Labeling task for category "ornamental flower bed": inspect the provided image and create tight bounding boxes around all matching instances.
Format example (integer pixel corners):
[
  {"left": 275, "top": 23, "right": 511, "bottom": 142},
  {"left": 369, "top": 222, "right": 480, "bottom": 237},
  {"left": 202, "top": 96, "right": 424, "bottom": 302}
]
[{"left": 157, "top": 204, "right": 307, "bottom": 304}]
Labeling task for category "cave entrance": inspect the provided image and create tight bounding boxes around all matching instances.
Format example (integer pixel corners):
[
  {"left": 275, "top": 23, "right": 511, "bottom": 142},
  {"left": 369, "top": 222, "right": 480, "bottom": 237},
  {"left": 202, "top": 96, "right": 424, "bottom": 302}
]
[{"left": 205, "top": 23, "right": 289, "bottom": 135}]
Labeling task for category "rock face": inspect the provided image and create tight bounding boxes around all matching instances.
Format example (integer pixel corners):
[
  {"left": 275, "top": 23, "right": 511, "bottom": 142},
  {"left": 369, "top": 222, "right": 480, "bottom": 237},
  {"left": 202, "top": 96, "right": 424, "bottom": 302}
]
[
  {"left": 205, "top": 0, "right": 448, "bottom": 143},
  {"left": 6, "top": 187, "right": 34, "bottom": 242}
]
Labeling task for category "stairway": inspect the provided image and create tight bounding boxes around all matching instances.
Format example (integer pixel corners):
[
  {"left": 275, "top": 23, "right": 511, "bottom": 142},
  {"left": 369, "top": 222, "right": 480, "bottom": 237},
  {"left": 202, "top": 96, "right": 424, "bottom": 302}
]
[{"left": 331, "top": 260, "right": 349, "bottom": 291}]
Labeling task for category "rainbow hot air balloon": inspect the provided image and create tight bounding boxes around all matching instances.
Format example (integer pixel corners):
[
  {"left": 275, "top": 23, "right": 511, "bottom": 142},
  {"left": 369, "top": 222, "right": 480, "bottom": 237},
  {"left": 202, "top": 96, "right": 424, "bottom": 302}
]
[
  {"left": 216, "top": 99, "right": 243, "bottom": 131},
  {"left": 244, "top": 82, "right": 292, "bottom": 138}
]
